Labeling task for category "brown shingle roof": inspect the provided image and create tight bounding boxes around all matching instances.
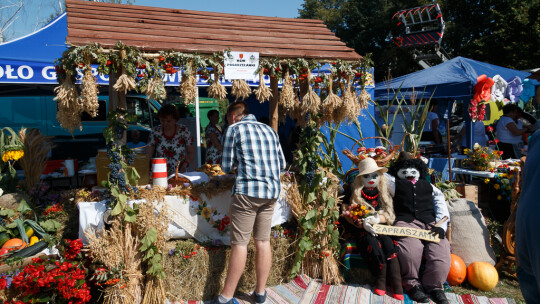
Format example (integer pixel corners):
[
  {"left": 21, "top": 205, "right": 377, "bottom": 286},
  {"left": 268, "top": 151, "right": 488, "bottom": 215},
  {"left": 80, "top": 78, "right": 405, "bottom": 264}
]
[{"left": 65, "top": 0, "right": 361, "bottom": 60}]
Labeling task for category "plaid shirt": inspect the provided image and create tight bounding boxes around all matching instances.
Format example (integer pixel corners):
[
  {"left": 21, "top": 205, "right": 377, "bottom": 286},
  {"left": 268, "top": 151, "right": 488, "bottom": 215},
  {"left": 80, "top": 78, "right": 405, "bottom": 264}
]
[{"left": 222, "top": 114, "right": 286, "bottom": 199}]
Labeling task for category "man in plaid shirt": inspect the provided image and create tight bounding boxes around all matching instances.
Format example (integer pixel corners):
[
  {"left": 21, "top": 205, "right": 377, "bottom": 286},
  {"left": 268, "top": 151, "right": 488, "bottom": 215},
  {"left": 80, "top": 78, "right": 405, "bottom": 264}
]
[{"left": 214, "top": 101, "right": 286, "bottom": 304}]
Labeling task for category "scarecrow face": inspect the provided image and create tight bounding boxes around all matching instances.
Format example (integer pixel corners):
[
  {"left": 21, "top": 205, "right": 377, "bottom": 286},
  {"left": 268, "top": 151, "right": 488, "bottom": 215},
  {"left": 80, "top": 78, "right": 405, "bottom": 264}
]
[
  {"left": 397, "top": 167, "right": 420, "bottom": 182},
  {"left": 361, "top": 172, "right": 380, "bottom": 188}
]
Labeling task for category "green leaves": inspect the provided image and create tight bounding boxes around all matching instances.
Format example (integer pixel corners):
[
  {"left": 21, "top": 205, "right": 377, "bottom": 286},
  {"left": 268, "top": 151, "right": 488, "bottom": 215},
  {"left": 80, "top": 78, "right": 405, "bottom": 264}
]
[
  {"left": 0, "top": 208, "right": 15, "bottom": 218},
  {"left": 140, "top": 227, "right": 157, "bottom": 252},
  {"left": 39, "top": 219, "right": 62, "bottom": 233}
]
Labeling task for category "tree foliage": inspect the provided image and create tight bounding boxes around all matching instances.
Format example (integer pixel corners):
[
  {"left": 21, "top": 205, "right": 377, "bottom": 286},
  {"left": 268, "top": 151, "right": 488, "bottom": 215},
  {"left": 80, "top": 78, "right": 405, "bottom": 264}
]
[{"left": 299, "top": 0, "right": 540, "bottom": 81}]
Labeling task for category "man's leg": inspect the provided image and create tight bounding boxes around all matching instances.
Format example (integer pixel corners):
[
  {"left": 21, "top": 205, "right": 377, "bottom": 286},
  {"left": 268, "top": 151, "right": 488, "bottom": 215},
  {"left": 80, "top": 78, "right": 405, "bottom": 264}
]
[
  {"left": 421, "top": 237, "right": 451, "bottom": 292},
  {"left": 254, "top": 239, "right": 272, "bottom": 294},
  {"left": 221, "top": 244, "right": 248, "bottom": 298},
  {"left": 394, "top": 221, "right": 424, "bottom": 290}
]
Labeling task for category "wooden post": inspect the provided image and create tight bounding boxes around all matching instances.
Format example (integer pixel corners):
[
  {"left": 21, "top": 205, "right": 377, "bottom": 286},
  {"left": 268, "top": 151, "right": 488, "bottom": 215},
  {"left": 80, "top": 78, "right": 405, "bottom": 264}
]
[
  {"left": 270, "top": 76, "right": 279, "bottom": 131},
  {"left": 108, "top": 69, "right": 119, "bottom": 120},
  {"left": 447, "top": 115, "right": 452, "bottom": 182}
]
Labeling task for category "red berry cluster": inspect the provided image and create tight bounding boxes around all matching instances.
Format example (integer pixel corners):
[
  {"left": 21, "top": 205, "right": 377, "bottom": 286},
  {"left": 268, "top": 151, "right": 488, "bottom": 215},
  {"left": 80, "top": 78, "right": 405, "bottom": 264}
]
[{"left": 43, "top": 203, "right": 63, "bottom": 216}]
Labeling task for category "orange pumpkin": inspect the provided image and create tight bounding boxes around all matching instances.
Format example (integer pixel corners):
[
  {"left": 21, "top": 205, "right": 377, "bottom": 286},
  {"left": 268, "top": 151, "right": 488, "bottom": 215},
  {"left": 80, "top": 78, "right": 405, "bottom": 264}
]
[
  {"left": 467, "top": 261, "right": 499, "bottom": 291},
  {"left": 447, "top": 254, "right": 467, "bottom": 285},
  {"left": 1, "top": 238, "right": 27, "bottom": 252}
]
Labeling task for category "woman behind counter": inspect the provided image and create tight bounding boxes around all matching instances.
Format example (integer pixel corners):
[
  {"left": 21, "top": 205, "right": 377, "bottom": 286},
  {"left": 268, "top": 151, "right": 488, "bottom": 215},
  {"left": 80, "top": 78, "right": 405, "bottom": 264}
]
[
  {"left": 146, "top": 104, "right": 195, "bottom": 175},
  {"left": 496, "top": 103, "right": 532, "bottom": 159},
  {"left": 204, "top": 109, "right": 223, "bottom": 164}
]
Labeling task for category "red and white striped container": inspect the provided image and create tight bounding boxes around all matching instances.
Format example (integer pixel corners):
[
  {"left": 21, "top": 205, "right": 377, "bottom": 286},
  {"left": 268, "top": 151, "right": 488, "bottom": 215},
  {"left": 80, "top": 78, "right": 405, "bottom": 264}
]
[{"left": 151, "top": 158, "right": 168, "bottom": 187}]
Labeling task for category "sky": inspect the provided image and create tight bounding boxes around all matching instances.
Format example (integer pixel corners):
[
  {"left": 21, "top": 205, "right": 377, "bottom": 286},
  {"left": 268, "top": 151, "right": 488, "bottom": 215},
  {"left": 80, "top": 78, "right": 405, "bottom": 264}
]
[{"left": 4, "top": 0, "right": 305, "bottom": 42}]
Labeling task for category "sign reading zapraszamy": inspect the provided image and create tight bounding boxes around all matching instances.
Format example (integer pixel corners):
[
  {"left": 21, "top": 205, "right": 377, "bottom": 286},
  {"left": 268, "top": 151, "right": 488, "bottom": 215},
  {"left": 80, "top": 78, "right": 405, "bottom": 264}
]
[
  {"left": 372, "top": 224, "right": 440, "bottom": 242},
  {"left": 224, "top": 51, "right": 259, "bottom": 80}
]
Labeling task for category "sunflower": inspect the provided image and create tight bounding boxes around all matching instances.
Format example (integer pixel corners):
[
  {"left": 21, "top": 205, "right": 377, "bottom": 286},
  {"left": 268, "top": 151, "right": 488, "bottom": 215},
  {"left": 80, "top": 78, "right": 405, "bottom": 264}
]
[
  {"left": 1, "top": 150, "right": 24, "bottom": 162},
  {"left": 201, "top": 207, "right": 212, "bottom": 219}
]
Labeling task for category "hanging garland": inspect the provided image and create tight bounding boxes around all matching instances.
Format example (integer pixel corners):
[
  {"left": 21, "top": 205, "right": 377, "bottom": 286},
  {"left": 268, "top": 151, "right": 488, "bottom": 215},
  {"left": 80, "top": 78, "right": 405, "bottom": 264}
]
[{"left": 206, "top": 52, "right": 228, "bottom": 100}]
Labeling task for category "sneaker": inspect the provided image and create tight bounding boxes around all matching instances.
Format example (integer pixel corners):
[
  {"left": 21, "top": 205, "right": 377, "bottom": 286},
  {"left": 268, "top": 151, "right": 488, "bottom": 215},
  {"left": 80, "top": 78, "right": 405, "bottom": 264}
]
[
  {"left": 253, "top": 290, "right": 267, "bottom": 304},
  {"left": 430, "top": 289, "right": 449, "bottom": 304},
  {"left": 210, "top": 297, "right": 239, "bottom": 304},
  {"left": 407, "top": 285, "right": 430, "bottom": 303}
]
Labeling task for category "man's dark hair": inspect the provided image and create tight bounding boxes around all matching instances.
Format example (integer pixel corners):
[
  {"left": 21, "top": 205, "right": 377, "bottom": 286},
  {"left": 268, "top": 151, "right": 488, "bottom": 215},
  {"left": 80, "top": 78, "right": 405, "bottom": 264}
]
[
  {"left": 158, "top": 104, "right": 180, "bottom": 120},
  {"left": 207, "top": 109, "right": 219, "bottom": 120},
  {"left": 227, "top": 101, "right": 249, "bottom": 116}
]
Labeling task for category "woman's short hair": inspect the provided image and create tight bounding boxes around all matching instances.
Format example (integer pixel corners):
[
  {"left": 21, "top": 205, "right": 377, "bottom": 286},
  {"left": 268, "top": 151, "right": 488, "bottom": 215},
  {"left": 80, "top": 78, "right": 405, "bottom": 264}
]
[
  {"left": 502, "top": 103, "right": 519, "bottom": 115},
  {"left": 158, "top": 104, "right": 180, "bottom": 120},
  {"left": 207, "top": 109, "right": 219, "bottom": 119}
]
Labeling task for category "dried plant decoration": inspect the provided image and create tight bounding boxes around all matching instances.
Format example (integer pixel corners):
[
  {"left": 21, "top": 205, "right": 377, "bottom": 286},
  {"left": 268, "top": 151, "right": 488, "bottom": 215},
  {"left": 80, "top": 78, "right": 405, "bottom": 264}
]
[
  {"left": 207, "top": 66, "right": 227, "bottom": 100},
  {"left": 341, "top": 76, "right": 360, "bottom": 124},
  {"left": 114, "top": 50, "right": 137, "bottom": 94},
  {"left": 80, "top": 59, "right": 99, "bottom": 117},
  {"left": 180, "top": 61, "right": 197, "bottom": 105},
  {"left": 231, "top": 79, "right": 251, "bottom": 100},
  {"left": 357, "top": 88, "right": 371, "bottom": 110},
  {"left": 18, "top": 128, "right": 54, "bottom": 190},
  {"left": 145, "top": 76, "right": 167, "bottom": 101},
  {"left": 54, "top": 72, "right": 83, "bottom": 133},
  {"left": 279, "top": 70, "right": 296, "bottom": 112},
  {"left": 321, "top": 74, "right": 342, "bottom": 124},
  {"left": 253, "top": 69, "right": 272, "bottom": 103},
  {"left": 300, "top": 71, "right": 321, "bottom": 116}
]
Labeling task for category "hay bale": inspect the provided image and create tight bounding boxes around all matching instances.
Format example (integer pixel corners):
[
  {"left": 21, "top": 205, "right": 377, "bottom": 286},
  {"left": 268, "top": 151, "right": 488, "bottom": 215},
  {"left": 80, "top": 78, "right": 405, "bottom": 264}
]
[{"left": 163, "top": 237, "right": 296, "bottom": 301}]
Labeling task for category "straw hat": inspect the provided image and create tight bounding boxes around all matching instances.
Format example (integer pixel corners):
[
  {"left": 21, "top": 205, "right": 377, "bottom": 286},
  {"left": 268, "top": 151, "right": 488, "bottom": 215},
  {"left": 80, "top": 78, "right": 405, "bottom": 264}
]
[{"left": 357, "top": 157, "right": 388, "bottom": 176}]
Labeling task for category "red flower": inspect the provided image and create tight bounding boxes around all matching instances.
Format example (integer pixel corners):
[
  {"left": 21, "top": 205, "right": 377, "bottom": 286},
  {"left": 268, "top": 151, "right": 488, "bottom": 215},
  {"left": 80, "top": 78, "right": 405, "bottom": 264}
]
[
  {"left": 217, "top": 221, "right": 226, "bottom": 231},
  {"left": 158, "top": 55, "right": 165, "bottom": 62},
  {"left": 106, "top": 60, "right": 113, "bottom": 66},
  {"left": 275, "top": 67, "right": 281, "bottom": 72},
  {"left": 0, "top": 276, "right": 7, "bottom": 290},
  {"left": 499, "top": 151, "right": 504, "bottom": 155},
  {"left": 495, "top": 139, "right": 500, "bottom": 143},
  {"left": 221, "top": 216, "right": 230, "bottom": 225},
  {"left": 486, "top": 126, "right": 494, "bottom": 132}
]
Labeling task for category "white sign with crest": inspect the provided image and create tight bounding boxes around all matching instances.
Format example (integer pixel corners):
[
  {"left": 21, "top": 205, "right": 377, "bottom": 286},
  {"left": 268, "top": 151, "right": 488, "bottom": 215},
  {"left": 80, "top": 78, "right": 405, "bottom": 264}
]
[{"left": 224, "top": 51, "right": 259, "bottom": 80}]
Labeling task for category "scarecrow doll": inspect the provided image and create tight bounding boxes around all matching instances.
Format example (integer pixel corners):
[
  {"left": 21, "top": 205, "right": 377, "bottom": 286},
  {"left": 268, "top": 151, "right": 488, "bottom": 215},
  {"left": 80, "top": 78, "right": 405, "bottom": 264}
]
[
  {"left": 387, "top": 152, "right": 450, "bottom": 304},
  {"left": 341, "top": 157, "right": 403, "bottom": 300}
]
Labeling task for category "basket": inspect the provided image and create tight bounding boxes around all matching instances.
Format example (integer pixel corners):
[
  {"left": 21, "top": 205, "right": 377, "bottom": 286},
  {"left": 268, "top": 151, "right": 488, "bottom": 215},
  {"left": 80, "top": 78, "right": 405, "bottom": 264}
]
[
  {"left": 168, "top": 160, "right": 191, "bottom": 187},
  {"left": 342, "top": 136, "right": 403, "bottom": 167}
]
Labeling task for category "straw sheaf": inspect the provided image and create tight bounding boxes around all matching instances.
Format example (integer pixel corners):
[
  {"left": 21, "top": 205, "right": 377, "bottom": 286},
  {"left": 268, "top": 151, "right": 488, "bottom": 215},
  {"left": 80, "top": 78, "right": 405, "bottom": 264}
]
[
  {"left": 54, "top": 76, "right": 83, "bottom": 133},
  {"left": 300, "top": 72, "right": 321, "bottom": 116},
  {"left": 163, "top": 238, "right": 296, "bottom": 301},
  {"left": 231, "top": 79, "right": 252, "bottom": 100},
  {"left": 279, "top": 71, "right": 296, "bottom": 112},
  {"left": 357, "top": 88, "right": 371, "bottom": 110},
  {"left": 180, "top": 73, "right": 197, "bottom": 105},
  {"left": 18, "top": 128, "right": 54, "bottom": 191},
  {"left": 145, "top": 76, "right": 167, "bottom": 101},
  {"left": 207, "top": 68, "right": 227, "bottom": 100},
  {"left": 253, "top": 69, "right": 272, "bottom": 103},
  {"left": 113, "top": 73, "right": 137, "bottom": 94},
  {"left": 81, "top": 68, "right": 100, "bottom": 117},
  {"left": 321, "top": 74, "right": 342, "bottom": 124},
  {"left": 341, "top": 78, "right": 360, "bottom": 125}
]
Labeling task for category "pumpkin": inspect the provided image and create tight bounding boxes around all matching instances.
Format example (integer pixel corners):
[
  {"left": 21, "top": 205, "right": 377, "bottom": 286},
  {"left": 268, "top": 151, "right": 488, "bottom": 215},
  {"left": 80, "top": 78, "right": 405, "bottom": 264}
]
[
  {"left": 1, "top": 238, "right": 27, "bottom": 252},
  {"left": 447, "top": 254, "right": 467, "bottom": 285},
  {"left": 467, "top": 261, "right": 499, "bottom": 291}
]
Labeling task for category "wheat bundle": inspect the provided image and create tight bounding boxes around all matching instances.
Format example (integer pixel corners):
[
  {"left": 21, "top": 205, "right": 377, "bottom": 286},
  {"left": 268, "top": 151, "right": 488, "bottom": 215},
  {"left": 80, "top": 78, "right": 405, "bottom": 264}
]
[
  {"left": 145, "top": 75, "right": 167, "bottom": 101},
  {"left": 341, "top": 77, "right": 360, "bottom": 124},
  {"left": 279, "top": 71, "right": 296, "bottom": 112},
  {"left": 231, "top": 79, "right": 251, "bottom": 100},
  {"left": 322, "top": 253, "right": 343, "bottom": 285},
  {"left": 321, "top": 74, "right": 342, "bottom": 124},
  {"left": 300, "top": 72, "right": 321, "bottom": 116},
  {"left": 81, "top": 68, "right": 99, "bottom": 117},
  {"left": 253, "top": 69, "right": 272, "bottom": 103},
  {"left": 18, "top": 128, "right": 53, "bottom": 191},
  {"left": 141, "top": 278, "right": 166, "bottom": 304},
  {"left": 180, "top": 72, "right": 197, "bottom": 105},
  {"left": 54, "top": 75, "right": 83, "bottom": 133},
  {"left": 207, "top": 68, "right": 227, "bottom": 100},
  {"left": 113, "top": 73, "right": 137, "bottom": 94},
  {"left": 357, "top": 88, "right": 371, "bottom": 110}
]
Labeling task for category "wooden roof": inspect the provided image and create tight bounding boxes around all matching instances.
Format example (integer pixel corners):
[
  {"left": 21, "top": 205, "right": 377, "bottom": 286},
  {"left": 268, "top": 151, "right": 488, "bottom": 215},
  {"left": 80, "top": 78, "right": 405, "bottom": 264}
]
[{"left": 65, "top": 0, "right": 361, "bottom": 60}]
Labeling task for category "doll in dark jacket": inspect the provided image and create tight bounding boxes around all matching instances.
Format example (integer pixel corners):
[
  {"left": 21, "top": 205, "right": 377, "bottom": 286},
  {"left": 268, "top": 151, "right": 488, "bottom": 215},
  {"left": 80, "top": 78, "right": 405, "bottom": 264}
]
[{"left": 387, "top": 152, "right": 450, "bottom": 304}]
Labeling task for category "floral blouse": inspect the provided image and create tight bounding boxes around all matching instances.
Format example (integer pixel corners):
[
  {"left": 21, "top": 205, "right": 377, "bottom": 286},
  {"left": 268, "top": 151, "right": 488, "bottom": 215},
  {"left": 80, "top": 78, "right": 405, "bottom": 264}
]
[
  {"left": 205, "top": 123, "right": 222, "bottom": 165},
  {"left": 148, "top": 124, "right": 193, "bottom": 175}
]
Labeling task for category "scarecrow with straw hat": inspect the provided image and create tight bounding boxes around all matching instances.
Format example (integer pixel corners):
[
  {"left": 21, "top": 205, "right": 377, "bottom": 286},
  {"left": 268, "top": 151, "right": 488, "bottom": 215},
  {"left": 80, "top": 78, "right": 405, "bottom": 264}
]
[{"left": 341, "top": 157, "right": 403, "bottom": 300}]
